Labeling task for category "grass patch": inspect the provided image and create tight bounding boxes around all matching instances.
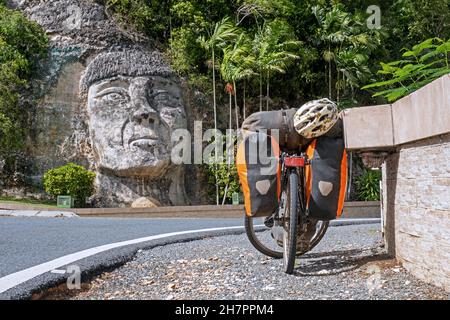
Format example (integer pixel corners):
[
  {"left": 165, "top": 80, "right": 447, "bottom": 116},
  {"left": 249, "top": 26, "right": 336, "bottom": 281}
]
[{"left": 0, "top": 196, "right": 57, "bottom": 208}]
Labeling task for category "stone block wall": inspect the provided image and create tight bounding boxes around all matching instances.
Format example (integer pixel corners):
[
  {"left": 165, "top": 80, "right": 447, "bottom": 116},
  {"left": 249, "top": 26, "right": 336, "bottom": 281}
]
[{"left": 382, "top": 132, "right": 450, "bottom": 291}]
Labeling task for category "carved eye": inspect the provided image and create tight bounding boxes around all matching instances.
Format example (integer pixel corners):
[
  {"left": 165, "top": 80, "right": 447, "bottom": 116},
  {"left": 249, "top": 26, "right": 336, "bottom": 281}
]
[
  {"left": 95, "top": 88, "right": 130, "bottom": 103},
  {"left": 153, "top": 92, "right": 170, "bottom": 102},
  {"left": 103, "top": 92, "right": 127, "bottom": 102}
]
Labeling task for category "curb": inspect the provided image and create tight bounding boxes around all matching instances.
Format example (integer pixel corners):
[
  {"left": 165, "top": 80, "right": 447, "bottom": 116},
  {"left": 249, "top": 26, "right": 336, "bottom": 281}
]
[
  {"left": 0, "top": 202, "right": 380, "bottom": 219},
  {"left": 330, "top": 218, "right": 380, "bottom": 226},
  {"left": 0, "top": 210, "right": 78, "bottom": 218}
]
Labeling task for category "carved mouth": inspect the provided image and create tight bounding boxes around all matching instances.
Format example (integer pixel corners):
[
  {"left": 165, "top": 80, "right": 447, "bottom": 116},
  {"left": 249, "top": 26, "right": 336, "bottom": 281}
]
[{"left": 129, "top": 136, "right": 159, "bottom": 148}]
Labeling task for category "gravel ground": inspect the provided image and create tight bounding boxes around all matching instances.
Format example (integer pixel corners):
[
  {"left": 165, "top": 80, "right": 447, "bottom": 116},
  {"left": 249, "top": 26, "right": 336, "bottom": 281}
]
[{"left": 65, "top": 224, "right": 447, "bottom": 300}]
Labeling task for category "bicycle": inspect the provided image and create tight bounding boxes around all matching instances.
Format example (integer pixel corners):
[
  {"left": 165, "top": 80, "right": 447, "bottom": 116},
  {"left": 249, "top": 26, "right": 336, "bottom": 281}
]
[{"left": 244, "top": 152, "right": 329, "bottom": 274}]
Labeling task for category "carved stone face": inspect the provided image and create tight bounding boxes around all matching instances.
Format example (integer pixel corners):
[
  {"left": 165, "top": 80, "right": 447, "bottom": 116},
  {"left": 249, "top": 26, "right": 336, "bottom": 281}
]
[{"left": 87, "top": 75, "right": 186, "bottom": 177}]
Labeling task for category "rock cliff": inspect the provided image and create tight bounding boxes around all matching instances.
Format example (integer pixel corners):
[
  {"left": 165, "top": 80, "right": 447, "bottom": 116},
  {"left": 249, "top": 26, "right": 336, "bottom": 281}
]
[{"left": 8, "top": 0, "right": 198, "bottom": 207}]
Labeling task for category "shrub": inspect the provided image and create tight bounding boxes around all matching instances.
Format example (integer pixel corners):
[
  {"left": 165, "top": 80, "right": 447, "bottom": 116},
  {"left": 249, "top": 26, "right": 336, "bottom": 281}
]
[
  {"left": 43, "top": 163, "right": 96, "bottom": 207},
  {"left": 355, "top": 169, "right": 381, "bottom": 201},
  {"left": 205, "top": 161, "right": 240, "bottom": 204}
]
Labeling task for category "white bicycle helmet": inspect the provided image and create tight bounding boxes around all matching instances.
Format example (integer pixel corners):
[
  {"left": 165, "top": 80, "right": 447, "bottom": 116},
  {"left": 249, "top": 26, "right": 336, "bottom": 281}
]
[{"left": 293, "top": 98, "right": 339, "bottom": 138}]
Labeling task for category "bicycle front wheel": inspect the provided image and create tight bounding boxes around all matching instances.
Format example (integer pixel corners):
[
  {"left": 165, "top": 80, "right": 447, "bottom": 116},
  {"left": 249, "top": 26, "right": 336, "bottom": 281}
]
[
  {"left": 283, "top": 171, "right": 299, "bottom": 274},
  {"left": 244, "top": 216, "right": 283, "bottom": 259}
]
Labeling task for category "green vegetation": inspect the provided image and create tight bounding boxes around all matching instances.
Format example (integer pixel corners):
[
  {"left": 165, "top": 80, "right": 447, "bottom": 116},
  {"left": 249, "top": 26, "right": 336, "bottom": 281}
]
[
  {"left": 356, "top": 169, "right": 381, "bottom": 201},
  {"left": 101, "top": 0, "right": 171, "bottom": 41},
  {"left": 100, "top": 0, "right": 450, "bottom": 203},
  {"left": 363, "top": 38, "right": 450, "bottom": 101},
  {"left": 205, "top": 161, "right": 240, "bottom": 205},
  {"left": 100, "top": 0, "right": 450, "bottom": 111},
  {"left": 0, "top": 3, "right": 48, "bottom": 184},
  {"left": 2, "top": 0, "right": 449, "bottom": 203},
  {"left": 43, "top": 163, "right": 96, "bottom": 207},
  {"left": 0, "top": 196, "right": 57, "bottom": 208}
]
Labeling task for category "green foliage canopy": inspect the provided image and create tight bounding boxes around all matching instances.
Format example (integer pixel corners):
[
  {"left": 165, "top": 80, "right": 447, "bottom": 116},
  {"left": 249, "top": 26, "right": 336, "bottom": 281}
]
[
  {"left": 101, "top": 0, "right": 450, "bottom": 108},
  {"left": 362, "top": 38, "right": 450, "bottom": 102},
  {"left": 0, "top": 4, "right": 48, "bottom": 162},
  {"left": 102, "top": 0, "right": 450, "bottom": 203}
]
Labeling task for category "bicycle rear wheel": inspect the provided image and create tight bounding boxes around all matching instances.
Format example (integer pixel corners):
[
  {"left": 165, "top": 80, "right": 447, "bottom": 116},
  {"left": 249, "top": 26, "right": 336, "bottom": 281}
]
[
  {"left": 306, "top": 220, "right": 329, "bottom": 252},
  {"left": 282, "top": 171, "right": 298, "bottom": 274}
]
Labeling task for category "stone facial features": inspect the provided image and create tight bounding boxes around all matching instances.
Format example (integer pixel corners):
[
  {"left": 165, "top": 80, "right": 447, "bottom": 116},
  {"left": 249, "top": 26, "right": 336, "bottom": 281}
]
[
  {"left": 13, "top": 0, "right": 190, "bottom": 206},
  {"left": 83, "top": 50, "right": 187, "bottom": 178}
]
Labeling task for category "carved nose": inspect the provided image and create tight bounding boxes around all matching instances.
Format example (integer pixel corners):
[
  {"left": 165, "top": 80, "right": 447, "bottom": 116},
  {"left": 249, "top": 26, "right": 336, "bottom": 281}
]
[{"left": 132, "top": 99, "right": 159, "bottom": 125}]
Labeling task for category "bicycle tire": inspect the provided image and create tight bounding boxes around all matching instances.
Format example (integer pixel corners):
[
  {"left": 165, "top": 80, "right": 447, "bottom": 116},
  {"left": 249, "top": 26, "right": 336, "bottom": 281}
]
[
  {"left": 244, "top": 215, "right": 283, "bottom": 259},
  {"left": 296, "top": 220, "right": 329, "bottom": 255},
  {"left": 244, "top": 216, "right": 328, "bottom": 258},
  {"left": 308, "top": 220, "right": 329, "bottom": 251},
  {"left": 283, "top": 171, "right": 298, "bottom": 274}
]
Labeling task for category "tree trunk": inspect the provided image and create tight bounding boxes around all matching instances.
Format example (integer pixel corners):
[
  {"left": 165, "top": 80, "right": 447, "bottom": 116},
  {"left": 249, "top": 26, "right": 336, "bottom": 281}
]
[
  {"left": 328, "top": 44, "right": 332, "bottom": 100},
  {"left": 212, "top": 50, "right": 219, "bottom": 205},
  {"left": 222, "top": 183, "right": 229, "bottom": 205},
  {"left": 234, "top": 80, "right": 239, "bottom": 130},
  {"left": 243, "top": 80, "right": 246, "bottom": 120},
  {"left": 259, "top": 72, "right": 263, "bottom": 112},
  {"left": 228, "top": 91, "right": 232, "bottom": 167},
  {"left": 229, "top": 91, "right": 232, "bottom": 131},
  {"left": 337, "top": 67, "right": 340, "bottom": 103},
  {"left": 266, "top": 71, "right": 270, "bottom": 111}
]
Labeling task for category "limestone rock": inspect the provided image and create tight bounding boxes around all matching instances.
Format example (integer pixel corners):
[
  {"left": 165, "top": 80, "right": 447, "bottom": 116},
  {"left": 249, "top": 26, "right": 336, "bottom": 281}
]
[{"left": 131, "top": 197, "right": 161, "bottom": 208}]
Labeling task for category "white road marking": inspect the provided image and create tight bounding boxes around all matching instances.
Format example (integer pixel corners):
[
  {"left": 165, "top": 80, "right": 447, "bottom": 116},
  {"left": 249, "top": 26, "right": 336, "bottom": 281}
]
[
  {"left": 50, "top": 270, "right": 67, "bottom": 275},
  {"left": 0, "top": 225, "right": 257, "bottom": 294}
]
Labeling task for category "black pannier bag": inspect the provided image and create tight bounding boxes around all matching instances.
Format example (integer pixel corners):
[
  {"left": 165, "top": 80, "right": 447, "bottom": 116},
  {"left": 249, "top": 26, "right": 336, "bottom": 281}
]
[
  {"left": 242, "top": 109, "right": 308, "bottom": 151},
  {"left": 305, "top": 136, "right": 348, "bottom": 220},
  {"left": 236, "top": 132, "right": 281, "bottom": 217},
  {"left": 242, "top": 109, "right": 344, "bottom": 151}
]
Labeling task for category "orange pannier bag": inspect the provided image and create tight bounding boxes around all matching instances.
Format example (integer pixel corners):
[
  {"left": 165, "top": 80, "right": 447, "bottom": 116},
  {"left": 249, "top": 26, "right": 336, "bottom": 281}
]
[
  {"left": 305, "top": 136, "right": 348, "bottom": 220},
  {"left": 236, "top": 132, "right": 281, "bottom": 217}
]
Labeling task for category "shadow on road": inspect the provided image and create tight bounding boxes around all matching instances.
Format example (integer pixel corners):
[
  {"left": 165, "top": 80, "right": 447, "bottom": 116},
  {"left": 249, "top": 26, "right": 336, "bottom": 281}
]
[{"left": 294, "top": 246, "right": 391, "bottom": 276}]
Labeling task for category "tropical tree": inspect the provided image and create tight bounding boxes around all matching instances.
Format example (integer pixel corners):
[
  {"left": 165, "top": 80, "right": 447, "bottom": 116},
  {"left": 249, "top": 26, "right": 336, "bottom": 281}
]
[
  {"left": 198, "top": 17, "right": 238, "bottom": 204},
  {"left": 198, "top": 17, "right": 238, "bottom": 134},
  {"left": 218, "top": 50, "right": 234, "bottom": 204},
  {"left": 220, "top": 48, "right": 234, "bottom": 132},
  {"left": 219, "top": 33, "right": 256, "bottom": 203},
  {"left": 312, "top": 3, "right": 383, "bottom": 104},
  {"left": 252, "top": 19, "right": 300, "bottom": 110},
  {"left": 313, "top": 3, "right": 352, "bottom": 100},
  {"left": 237, "top": 0, "right": 295, "bottom": 28},
  {"left": 335, "top": 49, "right": 371, "bottom": 102},
  {"left": 221, "top": 33, "right": 256, "bottom": 127}
]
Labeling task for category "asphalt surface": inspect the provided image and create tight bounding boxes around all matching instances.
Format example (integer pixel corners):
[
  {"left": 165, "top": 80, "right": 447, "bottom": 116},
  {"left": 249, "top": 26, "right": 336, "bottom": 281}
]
[
  {"left": 0, "top": 216, "right": 246, "bottom": 299},
  {"left": 0, "top": 216, "right": 380, "bottom": 300},
  {"left": 0, "top": 217, "right": 245, "bottom": 277},
  {"left": 72, "top": 225, "right": 448, "bottom": 300}
]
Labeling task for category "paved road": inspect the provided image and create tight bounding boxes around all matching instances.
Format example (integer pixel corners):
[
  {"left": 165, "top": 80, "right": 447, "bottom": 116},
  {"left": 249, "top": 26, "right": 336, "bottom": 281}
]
[
  {"left": 0, "top": 216, "right": 379, "bottom": 299},
  {"left": 0, "top": 216, "right": 249, "bottom": 299},
  {"left": 0, "top": 217, "right": 245, "bottom": 277}
]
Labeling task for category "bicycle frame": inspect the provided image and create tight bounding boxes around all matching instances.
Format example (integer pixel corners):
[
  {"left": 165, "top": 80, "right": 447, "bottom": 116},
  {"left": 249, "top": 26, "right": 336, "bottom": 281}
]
[{"left": 278, "top": 153, "right": 310, "bottom": 225}]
